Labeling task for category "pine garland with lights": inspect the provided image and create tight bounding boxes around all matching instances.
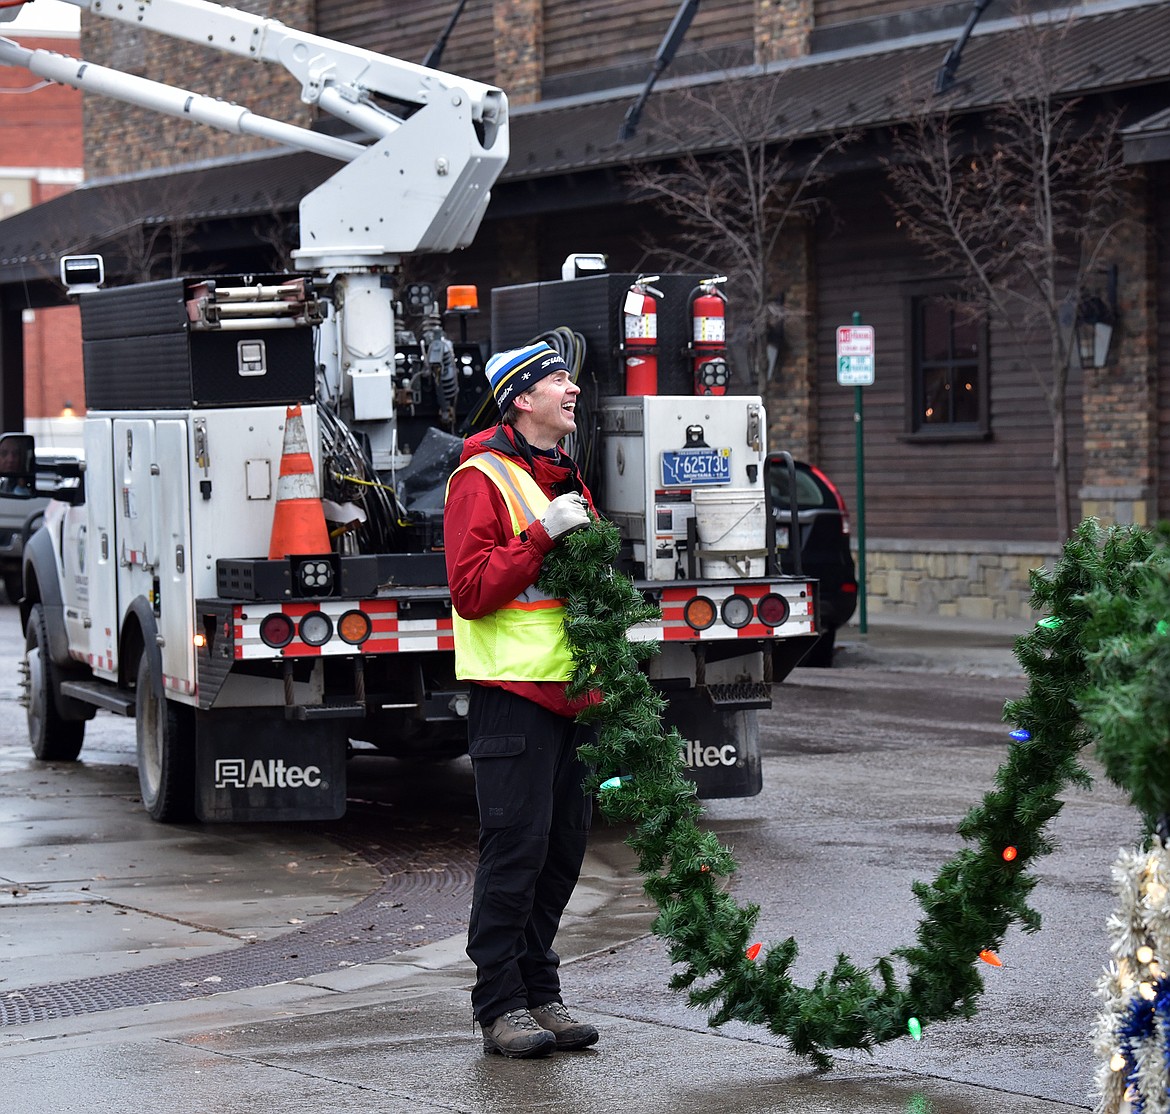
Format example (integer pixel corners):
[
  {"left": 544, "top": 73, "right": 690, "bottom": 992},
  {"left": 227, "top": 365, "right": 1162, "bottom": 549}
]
[
  {"left": 540, "top": 515, "right": 1162, "bottom": 1070},
  {"left": 1072, "top": 522, "right": 1170, "bottom": 1114}
]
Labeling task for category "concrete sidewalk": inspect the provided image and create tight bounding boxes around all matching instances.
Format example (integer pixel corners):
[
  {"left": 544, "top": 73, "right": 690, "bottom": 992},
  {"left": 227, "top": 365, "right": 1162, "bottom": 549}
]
[
  {"left": 834, "top": 615, "right": 1031, "bottom": 677},
  {"left": 1, "top": 615, "right": 1120, "bottom": 1114}
]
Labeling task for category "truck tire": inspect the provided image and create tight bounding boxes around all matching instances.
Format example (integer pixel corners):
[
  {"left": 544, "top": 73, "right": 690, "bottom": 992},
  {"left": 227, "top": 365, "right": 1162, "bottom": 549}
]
[
  {"left": 135, "top": 652, "right": 195, "bottom": 822},
  {"left": 802, "top": 627, "right": 837, "bottom": 668},
  {"left": 25, "top": 603, "right": 85, "bottom": 761}
]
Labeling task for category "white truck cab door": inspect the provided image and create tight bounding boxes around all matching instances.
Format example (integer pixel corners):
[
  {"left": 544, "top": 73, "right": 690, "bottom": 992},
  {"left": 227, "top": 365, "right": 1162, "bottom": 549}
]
[{"left": 66, "top": 418, "right": 117, "bottom": 679}]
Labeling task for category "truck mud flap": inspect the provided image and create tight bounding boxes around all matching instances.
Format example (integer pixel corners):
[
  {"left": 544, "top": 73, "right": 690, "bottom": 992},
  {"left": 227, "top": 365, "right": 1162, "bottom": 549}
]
[
  {"left": 660, "top": 689, "right": 763, "bottom": 799},
  {"left": 194, "top": 710, "right": 347, "bottom": 822}
]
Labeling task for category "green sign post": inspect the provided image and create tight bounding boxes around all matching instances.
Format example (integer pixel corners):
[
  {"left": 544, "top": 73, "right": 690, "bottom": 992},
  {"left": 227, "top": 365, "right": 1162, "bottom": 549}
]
[{"left": 835, "top": 313, "right": 872, "bottom": 633}]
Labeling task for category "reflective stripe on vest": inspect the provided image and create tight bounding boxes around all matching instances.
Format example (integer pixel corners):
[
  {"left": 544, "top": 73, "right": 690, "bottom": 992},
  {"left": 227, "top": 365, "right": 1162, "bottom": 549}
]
[{"left": 446, "top": 452, "right": 574, "bottom": 682}]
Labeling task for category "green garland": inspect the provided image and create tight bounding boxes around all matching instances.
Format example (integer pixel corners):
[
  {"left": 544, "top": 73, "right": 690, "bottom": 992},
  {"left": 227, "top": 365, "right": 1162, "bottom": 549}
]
[
  {"left": 1077, "top": 524, "right": 1170, "bottom": 835},
  {"left": 539, "top": 516, "right": 1165, "bottom": 1070}
]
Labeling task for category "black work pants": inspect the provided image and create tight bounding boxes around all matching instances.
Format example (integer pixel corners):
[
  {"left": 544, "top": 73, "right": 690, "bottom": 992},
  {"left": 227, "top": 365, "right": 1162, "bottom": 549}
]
[{"left": 465, "top": 683, "right": 594, "bottom": 1025}]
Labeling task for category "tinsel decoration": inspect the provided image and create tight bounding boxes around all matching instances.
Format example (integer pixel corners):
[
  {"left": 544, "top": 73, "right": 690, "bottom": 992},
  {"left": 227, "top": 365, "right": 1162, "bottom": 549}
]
[
  {"left": 1092, "top": 845, "right": 1170, "bottom": 1114},
  {"left": 539, "top": 515, "right": 1149, "bottom": 1070}
]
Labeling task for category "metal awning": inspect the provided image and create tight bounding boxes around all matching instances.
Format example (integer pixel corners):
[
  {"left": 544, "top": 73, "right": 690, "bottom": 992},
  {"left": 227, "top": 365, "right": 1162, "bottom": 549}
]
[{"left": 1122, "top": 104, "right": 1170, "bottom": 164}]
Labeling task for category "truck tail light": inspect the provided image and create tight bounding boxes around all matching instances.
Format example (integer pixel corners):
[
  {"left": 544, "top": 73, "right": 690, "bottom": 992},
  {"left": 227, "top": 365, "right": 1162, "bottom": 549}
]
[
  {"left": 756, "top": 593, "right": 790, "bottom": 628},
  {"left": 259, "top": 612, "right": 295, "bottom": 648},
  {"left": 298, "top": 611, "right": 333, "bottom": 647},
  {"left": 720, "top": 594, "right": 753, "bottom": 629},
  {"left": 337, "top": 609, "right": 372, "bottom": 645},
  {"left": 683, "top": 596, "right": 716, "bottom": 631}
]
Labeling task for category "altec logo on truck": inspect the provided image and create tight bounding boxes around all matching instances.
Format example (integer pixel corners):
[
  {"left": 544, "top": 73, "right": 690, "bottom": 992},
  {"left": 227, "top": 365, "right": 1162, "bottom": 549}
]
[{"left": 2, "top": 0, "right": 819, "bottom": 825}]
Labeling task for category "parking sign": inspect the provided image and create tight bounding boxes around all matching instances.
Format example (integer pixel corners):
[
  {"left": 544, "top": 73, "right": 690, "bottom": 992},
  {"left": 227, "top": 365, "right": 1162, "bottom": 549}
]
[{"left": 836, "top": 325, "right": 875, "bottom": 386}]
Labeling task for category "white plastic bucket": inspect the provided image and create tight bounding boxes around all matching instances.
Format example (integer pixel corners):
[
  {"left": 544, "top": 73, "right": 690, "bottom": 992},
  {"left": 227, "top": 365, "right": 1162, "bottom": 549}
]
[{"left": 692, "top": 489, "right": 766, "bottom": 578}]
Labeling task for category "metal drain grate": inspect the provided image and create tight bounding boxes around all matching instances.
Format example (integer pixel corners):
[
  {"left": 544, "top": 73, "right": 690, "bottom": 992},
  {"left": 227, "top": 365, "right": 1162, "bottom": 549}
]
[{"left": 1, "top": 823, "right": 478, "bottom": 1027}]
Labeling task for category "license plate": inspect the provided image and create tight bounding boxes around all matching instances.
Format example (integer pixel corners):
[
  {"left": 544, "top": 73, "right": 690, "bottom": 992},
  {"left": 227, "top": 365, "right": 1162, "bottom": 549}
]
[{"left": 661, "top": 447, "right": 732, "bottom": 486}]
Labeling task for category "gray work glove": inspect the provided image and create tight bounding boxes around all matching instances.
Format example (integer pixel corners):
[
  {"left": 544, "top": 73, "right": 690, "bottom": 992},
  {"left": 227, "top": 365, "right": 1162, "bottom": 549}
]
[{"left": 540, "top": 492, "right": 590, "bottom": 541}]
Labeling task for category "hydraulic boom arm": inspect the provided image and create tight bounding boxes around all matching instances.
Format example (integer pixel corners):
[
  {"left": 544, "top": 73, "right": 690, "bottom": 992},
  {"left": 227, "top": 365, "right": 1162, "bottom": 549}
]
[{"left": 0, "top": 0, "right": 509, "bottom": 266}]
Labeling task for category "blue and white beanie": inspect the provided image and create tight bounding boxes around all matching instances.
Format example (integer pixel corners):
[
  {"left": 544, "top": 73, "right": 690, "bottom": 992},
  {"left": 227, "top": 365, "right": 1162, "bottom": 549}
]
[{"left": 485, "top": 342, "right": 569, "bottom": 412}]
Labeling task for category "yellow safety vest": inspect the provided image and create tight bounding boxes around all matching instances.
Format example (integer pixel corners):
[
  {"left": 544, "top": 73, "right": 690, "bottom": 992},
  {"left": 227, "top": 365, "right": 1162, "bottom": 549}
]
[{"left": 446, "top": 452, "right": 574, "bottom": 682}]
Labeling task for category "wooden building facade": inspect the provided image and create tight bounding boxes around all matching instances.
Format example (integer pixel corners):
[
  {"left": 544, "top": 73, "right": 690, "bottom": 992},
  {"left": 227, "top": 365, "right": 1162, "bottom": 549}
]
[{"left": 3, "top": 0, "right": 1170, "bottom": 621}]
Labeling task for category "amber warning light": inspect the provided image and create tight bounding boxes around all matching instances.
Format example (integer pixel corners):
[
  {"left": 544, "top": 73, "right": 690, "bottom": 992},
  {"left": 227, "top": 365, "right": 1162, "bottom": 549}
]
[{"left": 446, "top": 285, "right": 478, "bottom": 312}]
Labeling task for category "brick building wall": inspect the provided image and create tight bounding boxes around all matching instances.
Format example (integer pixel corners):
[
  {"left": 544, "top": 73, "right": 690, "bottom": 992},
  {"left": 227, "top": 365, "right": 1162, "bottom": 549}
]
[
  {"left": 1078, "top": 169, "right": 1159, "bottom": 529},
  {"left": 755, "top": 0, "right": 814, "bottom": 61},
  {"left": 0, "top": 29, "right": 85, "bottom": 432},
  {"left": 0, "top": 33, "right": 83, "bottom": 212},
  {"left": 81, "top": 0, "right": 314, "bottom": 180},
  {"left": 494, "top": 0, "right": 542, "bottom": 106}
]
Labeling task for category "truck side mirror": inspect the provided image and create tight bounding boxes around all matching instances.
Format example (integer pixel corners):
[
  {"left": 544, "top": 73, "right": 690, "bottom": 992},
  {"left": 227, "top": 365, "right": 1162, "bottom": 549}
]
[{"left": 0, "top": 433, "right": 36, "bottom": 498}]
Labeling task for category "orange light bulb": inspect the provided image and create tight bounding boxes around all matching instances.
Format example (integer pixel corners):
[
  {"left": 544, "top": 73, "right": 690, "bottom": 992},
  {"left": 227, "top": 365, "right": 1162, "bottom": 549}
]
[{"left": 746, "top": 942, "right": 762, "bottom": 961}]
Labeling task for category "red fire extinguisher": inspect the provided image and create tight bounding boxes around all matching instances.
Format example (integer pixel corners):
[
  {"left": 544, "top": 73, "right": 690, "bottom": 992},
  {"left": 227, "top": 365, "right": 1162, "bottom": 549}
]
[
  {"left": 691, "top": 276, "right": 729, "bottom": 395},
  {"left": 622, "top": 275, "right": 662, "bottom": 395}
]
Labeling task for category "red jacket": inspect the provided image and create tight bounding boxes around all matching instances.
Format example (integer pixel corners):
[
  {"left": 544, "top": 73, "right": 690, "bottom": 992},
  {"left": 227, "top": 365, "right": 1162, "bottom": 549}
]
[{"left": 444, "top": 424, "right": 598, "bottom": 718}]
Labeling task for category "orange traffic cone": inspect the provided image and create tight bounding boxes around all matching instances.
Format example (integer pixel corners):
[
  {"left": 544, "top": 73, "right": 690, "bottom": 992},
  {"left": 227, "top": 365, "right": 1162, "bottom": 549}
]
[{"left": 268, "top": 404, "right": 331, "bottom": 559}]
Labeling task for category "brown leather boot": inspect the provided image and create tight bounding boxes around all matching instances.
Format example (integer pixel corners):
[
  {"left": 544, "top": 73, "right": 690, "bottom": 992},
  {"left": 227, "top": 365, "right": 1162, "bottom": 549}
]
[
  {"left": 530, "top": 1001, "right": 599, "bottom": 1050},
  {"left": 482, "top": 1008, "right": 557, "bottom": 1058}
]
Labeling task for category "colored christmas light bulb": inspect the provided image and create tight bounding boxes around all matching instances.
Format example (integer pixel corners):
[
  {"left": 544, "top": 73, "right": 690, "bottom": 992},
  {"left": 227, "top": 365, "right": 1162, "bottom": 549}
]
[
  {"left": 907, "top": 1017, "right": 922, "bottom": 1041},
  {"left": 1157, "top": 620, "right": 1169, "bottom": 636},
  {"left": 1038, "top": 616, "right": 1062, "bottom": 629},
  {"left": 1009, "top": 729, "right": 1031, "bottom": 741},
  {"left": 746, "top": 942, "right": 762, "bottom": 961},
  {"left": 1002, "top": 846, "right": 1018, "bottom": 862},
  {"left": 978, "top": 949, "right": 1002, "bottom": 967},
  {"left": 699, "top": 864, "right": 711, "bottom": 873},
  {"left": 600, "top": 776, "right": 625, "bottom": 791},
  {"left": 1137, "top": 945, "right": 1154, "bottom": 965}
]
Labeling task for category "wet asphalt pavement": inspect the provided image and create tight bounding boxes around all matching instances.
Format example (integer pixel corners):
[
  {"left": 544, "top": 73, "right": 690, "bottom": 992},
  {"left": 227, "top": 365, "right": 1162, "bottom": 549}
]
[{"left": 0, "top": 609, "right": 1140, "bottom": 1113}]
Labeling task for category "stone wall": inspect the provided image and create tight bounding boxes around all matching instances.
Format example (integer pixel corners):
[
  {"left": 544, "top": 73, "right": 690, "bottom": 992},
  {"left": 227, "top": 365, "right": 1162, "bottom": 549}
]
[{"left": 861, "top": 539, "right": 1060, "bottom": 622}]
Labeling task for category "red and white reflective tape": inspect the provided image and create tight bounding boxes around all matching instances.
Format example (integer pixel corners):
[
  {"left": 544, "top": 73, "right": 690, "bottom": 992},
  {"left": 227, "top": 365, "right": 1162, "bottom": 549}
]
[
  {"left": 233, "top": 599, "right": 455, "bottom": 660},
  {"left": 627, "top": 582, "right": 815, "bottom": 643},
  {"left": 77, "top": 650, "right": 116, "bottom": 671},
  {"left": 163, "top": 673, "right": 195, "bottom": 696}
]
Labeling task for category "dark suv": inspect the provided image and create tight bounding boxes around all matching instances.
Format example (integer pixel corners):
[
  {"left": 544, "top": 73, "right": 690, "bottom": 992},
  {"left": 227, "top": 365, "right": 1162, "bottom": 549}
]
[{"left": 766, "top": 454, "right": 857, "bottom": 667}]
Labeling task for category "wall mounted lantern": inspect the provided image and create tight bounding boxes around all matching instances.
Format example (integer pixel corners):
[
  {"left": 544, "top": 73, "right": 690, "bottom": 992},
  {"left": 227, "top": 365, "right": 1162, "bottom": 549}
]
[{"left": 1076, "top": 264, "right": 1118, "bottom": 369}]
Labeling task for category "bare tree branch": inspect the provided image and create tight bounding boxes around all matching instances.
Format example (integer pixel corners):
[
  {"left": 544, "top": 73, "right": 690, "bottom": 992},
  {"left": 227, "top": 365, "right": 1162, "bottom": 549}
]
[
  {"left": 885, "top": 5, "right": 1128, "bottom": 539},
  {"left": 90, "top": 174, "right": 202, "bottom": 283},
  {"left": 625, "top": 73, "right": 853, "bottom": 396}
]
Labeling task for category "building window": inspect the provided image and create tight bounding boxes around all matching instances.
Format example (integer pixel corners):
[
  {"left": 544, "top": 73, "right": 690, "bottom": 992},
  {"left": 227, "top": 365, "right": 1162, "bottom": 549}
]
[{"left": 908, "top": 293, "right": 989, "bottom": 438}]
